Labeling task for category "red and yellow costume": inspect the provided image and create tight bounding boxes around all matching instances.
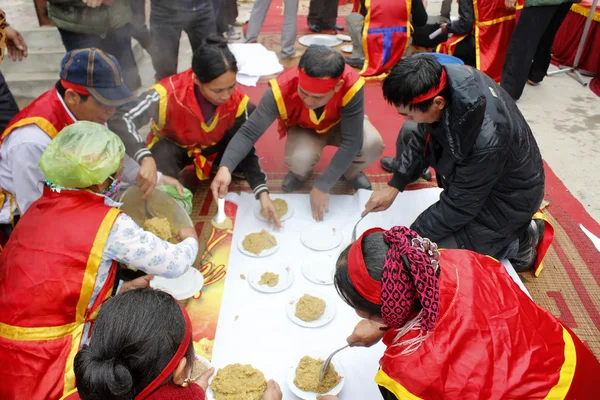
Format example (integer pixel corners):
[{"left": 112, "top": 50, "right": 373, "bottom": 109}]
[
  {"left": 147, "top": 69, "right": 249, "bottom": 180},
  {"left": 269, "top": 66, "right": 364, "bottom": 138},
  {"left": 0, "top": 188, "right": 121, "bottom": 400},
  {"left": 375, "top": 249, "right": 600, "bottom": 399},
  {"left": 437, "top": 0, "right": 523, "bottom": 82},
  {"left": 0, "top": 89, "right": 75, "bottom": 223},
  {"left": 354, "top": 0, "right": 411, "bottom": 78}
]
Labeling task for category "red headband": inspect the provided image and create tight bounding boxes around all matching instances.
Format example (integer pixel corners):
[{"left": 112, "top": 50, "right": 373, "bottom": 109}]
[
  {"left": 348, "top": 228, "right": 385, "bottom": 305},
  {"left": 135, "top": 303, "right": 193, "bottom": 399},
  {"left": 60, "top": 79, "right": 91, "bottom": 96},
  {"left": 409, "top": 68, "right": 447, "bottom": 104},
  {"left": 298, "top": 69, "right": 341, "bottom": 95}
]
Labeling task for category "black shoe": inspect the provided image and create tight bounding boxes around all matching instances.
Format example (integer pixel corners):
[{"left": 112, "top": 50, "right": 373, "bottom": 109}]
[
  {"left": 308, "top": 23, "right": 321, "bottom": 33},
  {"left": 350, "top": 172, "right": 372, "bottom": 190},
  {"left": 510, "top": 219, "right": 546, "bottom": 272},
  {"left": 325, "top": 25, "right": 344, "bottom": 31},
  {"left": 345, "top": 57, "right": 365, "bottom": 68},
  {"left": 282, "top": 172, "right": 305, "bottom": 193},
  {"left": 421, "top": 168, "right": 432, "bottom": 181},
  {"left": 380, "top": 156, "right": 397, "bottom": 173}
]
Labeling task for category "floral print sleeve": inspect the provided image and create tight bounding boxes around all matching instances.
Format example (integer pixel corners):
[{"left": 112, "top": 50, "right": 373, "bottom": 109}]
[{"left": 104, "top": 214, "right": 198, "bottom": 278}]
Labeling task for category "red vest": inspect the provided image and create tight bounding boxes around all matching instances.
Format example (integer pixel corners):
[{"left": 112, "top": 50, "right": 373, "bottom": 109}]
[
  {"left": 354, "top": 0, "right": 410, "bottom": 78},
  {"left": 437, "top": 0, "right": 522, "bottom": 82},
  {"left": 269, "top": 66, "right": 364, "bottom": 138},
  {"left": 0, "top": 188, "right": 121, "bottom": 400},
  {"left": 147, "top": 69, "right": 249, "bottom": 180},
  {"left": 376, "top": 250, "right": 600, "bottom": 399}
]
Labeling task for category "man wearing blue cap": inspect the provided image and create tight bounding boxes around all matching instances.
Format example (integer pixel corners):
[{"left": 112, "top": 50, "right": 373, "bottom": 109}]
[{"left": 0, "top": 48, "right": 165, "bottom": 238}]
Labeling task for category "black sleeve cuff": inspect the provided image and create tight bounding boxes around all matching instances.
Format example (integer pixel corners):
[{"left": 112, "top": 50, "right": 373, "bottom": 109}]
[{"left": 134, "top": 148, "right": 152, "bottom": 163}]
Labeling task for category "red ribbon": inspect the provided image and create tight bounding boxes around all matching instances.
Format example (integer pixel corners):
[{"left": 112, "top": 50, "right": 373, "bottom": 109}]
[
  {"left": 409, "top": 68, "right": 447, "bottom": 104},
  {"left": 297, "top": 69, "right": 341, "bottom": 95},
  {"left": 348, "top": 228, "right": 385, "bottom": 305},
  {"left": 60, "top": 79, "right": 91, "bottom": 96},
  {"left": 135, "top": 303, "right": 193, "bottom": 399}
]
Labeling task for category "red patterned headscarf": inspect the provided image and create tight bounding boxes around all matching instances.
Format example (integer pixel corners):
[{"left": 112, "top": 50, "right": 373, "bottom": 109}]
[{"left": 348, "top": 226, "right": 441, "bottom": 335}]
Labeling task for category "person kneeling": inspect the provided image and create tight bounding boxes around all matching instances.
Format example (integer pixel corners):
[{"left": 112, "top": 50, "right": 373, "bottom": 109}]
[{"left": 364, "top": 55, "right": 546, "bottom": 271}]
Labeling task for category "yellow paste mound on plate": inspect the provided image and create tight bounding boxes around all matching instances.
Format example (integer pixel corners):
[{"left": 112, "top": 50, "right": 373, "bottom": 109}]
[
  {"left": 261, "top": 198, "right": 289, "bottom": 219},
  {"left": 242, "top": 230, "right": 277, "bottom": 255},
  {"left": 210, "top": 363, "right": 267, "bottom": 400},
  {"left": 259, "top": 272, "right": 279, "bottom": 287},
  {"left": 295, "top": 294, "right": 326, "bottom": 322},
  {"left": 294, "top": 356, "right": 340, "bottom": 394},
  {"left": 143, "top": 217, "right": 174, "bottom": 241}
]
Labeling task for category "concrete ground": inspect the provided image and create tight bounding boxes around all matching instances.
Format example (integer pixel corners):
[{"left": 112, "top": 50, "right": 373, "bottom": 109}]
[{"left": 3, "top": 0, "right": 599, "bottom": 221}]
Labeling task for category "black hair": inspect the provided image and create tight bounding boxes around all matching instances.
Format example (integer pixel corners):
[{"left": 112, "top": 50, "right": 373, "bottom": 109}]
[
  {"left": 191, "top": 36, "right": 238, "bottom": 83},
  {"left": 74, "top": 288, "right": 194, "bottom": 400},
  {"left": 298, "top": 45, "right": 345, "bottom": 79},
  {"left": 56, "top": 80, "right": 89, "bottom": 102},
  {"left": 382, "top": 55, "right": 449, "bottom": 113},
  {"left": 334, "top": 232, "right": 389, "bottom": 317}
]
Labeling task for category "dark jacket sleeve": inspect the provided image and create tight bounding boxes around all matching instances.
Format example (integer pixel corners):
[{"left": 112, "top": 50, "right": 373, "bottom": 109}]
[
  {"left": 388, "top": 124, "right": 430, "bottom": 191},
  {"left": 411, "top": 0, "right": 428, "bottom": 28},
  {"left": 447, "top": 0, "right": 475, "bottom": 35},
  {"left": 108, "top": 88, "right": 160, "bottom": 163},
  {"left": 410, "top": 147, "right": 507, "bottom": 241},
  {"left": 206, "top": 102, "right": 268, "bottom": 198}
]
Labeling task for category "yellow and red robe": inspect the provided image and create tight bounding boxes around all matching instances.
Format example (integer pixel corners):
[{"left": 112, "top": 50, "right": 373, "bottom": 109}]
[
  {"left": 0, "top": 188, "right": 121, "bottom": 400},
  {"left": 355, "top": 0, "right": 411, "bottom": 78},
  {"left": 437, "top": 0, "right": 523, "bottom": 82},
  {"left": 147, "top": 69, "right": 249, "bottom": 181},
  {"left": 269, "top": 65, "right": 365, "bottom": 138},
  {"left": 376, "top": 249, "right": 600, "bottom": 399}
]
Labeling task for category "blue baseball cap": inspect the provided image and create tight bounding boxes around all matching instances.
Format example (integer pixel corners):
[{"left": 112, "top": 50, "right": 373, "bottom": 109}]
[{"left": 59, "top": 48, "right": 136, "bottom": 107}]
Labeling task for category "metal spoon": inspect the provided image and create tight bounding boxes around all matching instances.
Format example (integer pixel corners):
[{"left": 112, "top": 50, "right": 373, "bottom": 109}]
[
  {"left": 211, "top": 197, "right": 232, "bottom": 230},
  {"left": 351, "top": 215, "right": 366, "bottom": 242},
  {"left": 319, "top": 344, "right": 351, "bottom": 382}
]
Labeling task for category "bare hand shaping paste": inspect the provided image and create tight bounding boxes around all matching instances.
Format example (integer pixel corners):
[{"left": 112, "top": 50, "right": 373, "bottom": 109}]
[
  {"left": 190, "top": 357, "right": 211, "bottom": 381},
  {"left": 143, "top": 217, "right": 174, "bottom": 241},
  {"left": 294, "top": 356, "right": 340, "bottom": 393},
  {"left": 295, "top": 294, "right": 326, "bottom": 322},
  {"left": 210, "top": 364, "right": 268, "bottom": 400},
  {"left": 242, "top": 230, "right": 277, "bottom": 255},
  {"left": 261, "top": 198, "right": 289, "bottom": 219},
  {"left": 259, "top": 272, "right": 279, "bottom": 287}
]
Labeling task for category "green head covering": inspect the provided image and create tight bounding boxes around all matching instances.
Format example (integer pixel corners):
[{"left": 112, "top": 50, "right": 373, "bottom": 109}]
[{"left": 39, "top": 121, "right": 125, "bottom": 189}]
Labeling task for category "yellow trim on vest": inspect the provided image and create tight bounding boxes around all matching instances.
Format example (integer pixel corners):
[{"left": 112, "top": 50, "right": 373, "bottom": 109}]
[
  {"left": 309, "top": 109, "right": 328, "bottom": 125},
  {"left": 75, "top": 208, "right": 121, "bottom": 321},
  {"left": 342, "top": 77, "right": 365, "bottom": 106},
  {"left": 1, "top": 117, "right": 59, "bottom": 141},
  {"left": 236, "top": 95, "right": 250, "bottom": 118},
  {"left": 316, "top": 120, "right": 341, "bottom": 134},
  {"left": 152, "top": 83, "right": 168, "bottom": 131},
  {"left": 359, "top": 0, "right": 372, "bottom": 76},
  {"left": 374, "top": 368, "right": 424, "bottom": 400},
  {"left": 544, "top": 326, "right": 576, "bottom": 399},
  {"left": 201, "top": 112, "right": 220, "bottom": 132},
  {"left": 63, "top": 323, "right": 84, "bottom": 395},
  {"left": 60, "top": 388, "right": 78, "bottom": 400},
  {"left": 0, "top": 321, "right": 80, "bottom": 341},
  {"left": 147, "top": 133, "right": 161, "bottom": 150},
  {"left": 478, "top": 14, "right": 516, "bottom": 26},
  {"left": 571, "top": 3, "right": 600, "bottom": 23},
  {"left": 270, "top": 79, "right": 288, "bottom": 120}
]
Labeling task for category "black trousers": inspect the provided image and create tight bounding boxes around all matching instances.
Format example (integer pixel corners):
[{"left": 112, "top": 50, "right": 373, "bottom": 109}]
[
  {"left": 307, "top": 0, "right": 338, "bottom": 29},
  {"left": 0, "top": 71, "right": 19, "bottom": 133},
  {"left": 213, "top": 0, "right": 238, "bottom": 35},
  {"left": 58, "top": 25, "right": 142, "bottom": 91},
  {"left": 453, "top": 33, "right": 476, "bottom": 68},
  {"left": 501, "top": 3, "right": 573, "bottom": 100},
  {"left": 131, "top": 0, "right": 152, "bottom": 51},
  {"left": 150, "top": 0, "right": 217, "bottom": 80}
]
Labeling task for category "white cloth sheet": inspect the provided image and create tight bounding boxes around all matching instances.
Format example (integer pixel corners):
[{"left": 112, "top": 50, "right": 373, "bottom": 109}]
[
  {"left": 210, "top": 188, "right": 530, "bottom": 399},
  {"left": 228, "top": 43, "right": 284, "bottom": 87}
]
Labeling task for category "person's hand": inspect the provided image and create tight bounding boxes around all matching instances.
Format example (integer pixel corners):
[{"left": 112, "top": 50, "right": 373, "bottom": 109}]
[
  {"left": 361, "top": 186, "right": 399, "bottom": 217},
  {"left": 82, "top": 0, "right": 105, "bottom": 7},
  {"left": 317, "top": 396, "right": 339, "bottom": 400},
  {"left": 118, "top": 274, "right": 153, "bottom": 294},
  {"left": 347, "top": 319, "right": 387, "bottom": 348},
  {"left": 505, "top": 0, "right": 517, "bottom": 10},
  {"left": 310, "top": 187, "right": 330, "bottom": 222},
  {"left": 211, "top": 166, "right": 232, "bottom": 200},
  {"left": 193, "top": 367, "right": 214, "bottom": 392},
  {"left": 440, "top": 23, "right": 449, "bottom": 35},
  {"left": 158, "top": 175, "right": 185, "bottom": 197},
  {"left": 137, "top": 157, "right": 158, "bottom": 198},
  {"left": 177, "top": 227, "right": 198, "bottom": 242},
  {"left": 5, "top": 26, "right": 28, "bottom": 62},
  {"left": 262, "top": 380, "right": 282, "bottom": 400},
  {"left": 259, "top": 192, "right": 282, "bottom": 230}
]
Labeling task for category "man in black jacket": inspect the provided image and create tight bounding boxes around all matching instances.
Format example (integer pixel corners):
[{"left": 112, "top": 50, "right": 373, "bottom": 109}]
[{"left": 363, "top": 56, "right": 546, "bottom": 270}]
